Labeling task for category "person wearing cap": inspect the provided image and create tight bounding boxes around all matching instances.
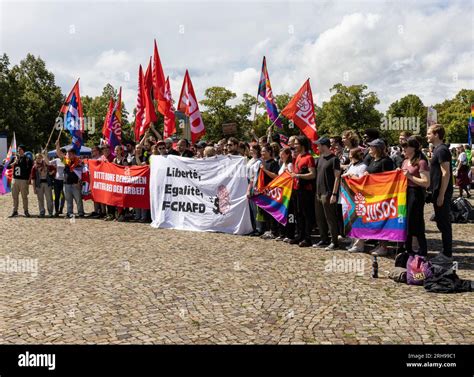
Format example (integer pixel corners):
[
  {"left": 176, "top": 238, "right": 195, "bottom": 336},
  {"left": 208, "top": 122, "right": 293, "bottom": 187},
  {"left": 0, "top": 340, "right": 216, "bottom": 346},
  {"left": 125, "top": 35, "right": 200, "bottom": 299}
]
[
  {"left": 195, "top": 141, "right": 207, "bottom": 158},
  {"left": 362, "top": 128, "right": 381, "bottom": 166},
  {"left": 8, "top": 144, "right": 33, "bottom": 217},
  {"left": 156, "top": 140, "right": 168, "bottom": 156},
  {"left": 364, "top": 138, "right": 395, "bottom": 256},
  {"left": 30, "top": 153, "right": 56, "bottom": 217},
  {"left": 312, "top": 137, "right": 342, "bottom": 250}
]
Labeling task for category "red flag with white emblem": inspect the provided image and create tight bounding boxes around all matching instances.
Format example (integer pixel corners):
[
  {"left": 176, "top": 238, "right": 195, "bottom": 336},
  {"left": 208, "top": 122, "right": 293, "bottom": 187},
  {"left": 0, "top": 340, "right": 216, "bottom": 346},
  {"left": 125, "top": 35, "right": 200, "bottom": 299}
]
[
  {"left": 281, "top": 79, "right": 318, "bottom": 147},
  {"left": 178, "top": 70, "right": 205, "bottom": 143}
]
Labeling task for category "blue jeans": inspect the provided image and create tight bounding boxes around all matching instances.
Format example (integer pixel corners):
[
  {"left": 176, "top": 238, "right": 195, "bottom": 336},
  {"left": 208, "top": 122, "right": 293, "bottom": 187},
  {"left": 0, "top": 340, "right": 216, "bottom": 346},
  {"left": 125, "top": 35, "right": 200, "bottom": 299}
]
[{"left": 64, "top": 183, "right": 84, "bottom": 216}]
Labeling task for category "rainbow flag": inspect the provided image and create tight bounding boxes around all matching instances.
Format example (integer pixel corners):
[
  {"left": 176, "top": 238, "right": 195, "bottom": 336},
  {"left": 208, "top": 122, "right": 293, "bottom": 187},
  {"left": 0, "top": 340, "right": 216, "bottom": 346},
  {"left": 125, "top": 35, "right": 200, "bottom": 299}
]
[
  {"left": 468, "top": 104, "right": 474, "bottom": 145},
  {"left": 258, "top": 56, "right": 282, "bottom": 128},
  {"left": 251, "top": 171, "right": 293, "bottom": 225},
  {"left": 340, "top": 170, "right": 407, "bottom": 242},
  {"left": 0, "top": 133, "right": 16, "bottom": 195}
]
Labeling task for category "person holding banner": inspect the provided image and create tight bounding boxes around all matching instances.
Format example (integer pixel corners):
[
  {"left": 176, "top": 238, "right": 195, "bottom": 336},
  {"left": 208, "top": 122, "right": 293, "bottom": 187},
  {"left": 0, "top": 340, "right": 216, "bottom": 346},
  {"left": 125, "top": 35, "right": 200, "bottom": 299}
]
[
  {"left": 400, "top": 137, "right": 430, "bottom": 256},
  {"left": 275, "top": 147, "right": 295, "bottom": 242},
  {"left": 342, "top": 148, "right": 367, "bottom": 253},
  {"left": 259, "top": 144, "right": 280, "bottom": 240},
  {"left": 246, "top": 144, "right": 263, "bottom": 236},
  {"left": 364, "top": 138, "right": 395, "bottom": 256},
  {"left": 290, "top": 136, "right": 316, "bottom": 247}
]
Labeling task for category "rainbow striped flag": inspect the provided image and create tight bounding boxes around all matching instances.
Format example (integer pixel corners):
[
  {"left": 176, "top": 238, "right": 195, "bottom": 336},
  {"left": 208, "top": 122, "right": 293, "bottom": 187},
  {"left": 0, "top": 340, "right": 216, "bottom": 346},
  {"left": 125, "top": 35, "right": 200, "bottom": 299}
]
[
  {"left": 251, "top": 171, "right": 293, "bottom": 225},
  {"left": 340, "top": 170, "right": 407, "bottom": 242}
]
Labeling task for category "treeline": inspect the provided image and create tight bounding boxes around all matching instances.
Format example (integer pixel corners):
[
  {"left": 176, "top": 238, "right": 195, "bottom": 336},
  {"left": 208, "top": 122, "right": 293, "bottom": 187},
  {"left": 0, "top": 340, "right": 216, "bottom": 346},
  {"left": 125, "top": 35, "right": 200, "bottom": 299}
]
[{"left": 1, "top": 53, "right": 473, "bottom": 150}]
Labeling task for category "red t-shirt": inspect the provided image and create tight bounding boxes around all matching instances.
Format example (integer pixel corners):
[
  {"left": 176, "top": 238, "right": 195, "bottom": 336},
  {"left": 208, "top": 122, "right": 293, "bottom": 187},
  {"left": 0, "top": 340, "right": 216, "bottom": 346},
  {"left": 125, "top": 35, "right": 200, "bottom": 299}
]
[
  {"left": 293, "top": 153, "right": 316, "bottom": 190},
  {"left": 402, "top": 159, "right": 429, "bottom": 187}
]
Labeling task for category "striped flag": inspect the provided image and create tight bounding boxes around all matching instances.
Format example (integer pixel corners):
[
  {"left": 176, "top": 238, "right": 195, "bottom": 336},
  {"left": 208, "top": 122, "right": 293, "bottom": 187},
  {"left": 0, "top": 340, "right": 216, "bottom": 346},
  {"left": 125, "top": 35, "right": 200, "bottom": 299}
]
[
  {"left": 0, "top": 133, "right": 16, "bottom": 195},
  {"left": 258, "top": 57, "right": 282, "bottom": 128},
  {"left": 62, "top": 80, "right": 84, "bottom": 154}
]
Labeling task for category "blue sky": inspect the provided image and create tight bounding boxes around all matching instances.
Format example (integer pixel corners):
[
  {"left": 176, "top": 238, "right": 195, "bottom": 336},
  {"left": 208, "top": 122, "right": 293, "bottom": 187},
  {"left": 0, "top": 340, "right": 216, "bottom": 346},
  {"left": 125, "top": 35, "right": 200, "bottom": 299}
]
[{"left": 1, "top": 0, "right": 472, "bottom": 119}]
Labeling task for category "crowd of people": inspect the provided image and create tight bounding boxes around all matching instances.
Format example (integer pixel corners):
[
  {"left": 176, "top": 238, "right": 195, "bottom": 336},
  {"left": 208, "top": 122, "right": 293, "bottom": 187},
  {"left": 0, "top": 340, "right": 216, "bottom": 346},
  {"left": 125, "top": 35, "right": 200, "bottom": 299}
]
[{"left": 4, "top": 124, "right": 474, "bottom": 265}]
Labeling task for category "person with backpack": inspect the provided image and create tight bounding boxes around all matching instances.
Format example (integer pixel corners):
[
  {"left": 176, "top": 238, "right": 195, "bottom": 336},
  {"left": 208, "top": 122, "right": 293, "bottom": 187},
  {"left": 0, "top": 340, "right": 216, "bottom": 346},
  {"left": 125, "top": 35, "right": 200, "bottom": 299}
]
[
  {"left": 426, "top": 124, "right": 453, "bottom": 265},
  {"left": 400, "top": 137, "right": 430, "bottom": 256}
]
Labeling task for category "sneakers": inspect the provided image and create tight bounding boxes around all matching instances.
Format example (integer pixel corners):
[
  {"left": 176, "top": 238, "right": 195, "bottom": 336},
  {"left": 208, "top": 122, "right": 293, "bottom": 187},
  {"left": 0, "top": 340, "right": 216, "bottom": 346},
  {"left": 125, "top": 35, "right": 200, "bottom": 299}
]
[
  {"left": 104, "top": 215, "right": 115, "bottom": 221},
  {"left": 325, "top": 243, "right": 340, "bottom": 251},
  {"left": 312, "top": 240, "right": 330, "bottom": 248},
  {"left": 117, "top": 215, "right": 126, "bottom": 222},
  {"left": 289, "top": 238, "right": 301, "bottom": 245},
  {"left": 8, "top": 211, "right": 18, "bottom": 218},
  {"left": 283, "top": 238, "right": 292, "bottom": 243},
  {"left": 24, "top": 211, "right": 30, "bottom": 218},
  {"left": 260, "top": 231, "right": 276, "bottom": 240},
  {"left": 371, "top": 245, "right": 389, "bottom": 256},
  {"left": 298, "top": 240, "right": 312, "bottom": 247},
  {"left": 38, "top": 213, "right": 45, "bottom": 218},
  {"left": 348, "top": 245, "right": 364, "bottom": 253},
  {"left": 274, "top": 236, "right": 285, "bottom": 241}
]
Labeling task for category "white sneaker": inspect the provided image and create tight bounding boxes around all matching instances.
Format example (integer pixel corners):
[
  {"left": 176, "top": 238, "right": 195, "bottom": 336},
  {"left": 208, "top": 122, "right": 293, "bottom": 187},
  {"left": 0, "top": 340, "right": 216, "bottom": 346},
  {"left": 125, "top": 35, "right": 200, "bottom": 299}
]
[
  {"left": 371, "top": 246, "right": 389, "bottom": 256},
  {"left": 348, "top": 246, "right": 364, "bottom": 253}
]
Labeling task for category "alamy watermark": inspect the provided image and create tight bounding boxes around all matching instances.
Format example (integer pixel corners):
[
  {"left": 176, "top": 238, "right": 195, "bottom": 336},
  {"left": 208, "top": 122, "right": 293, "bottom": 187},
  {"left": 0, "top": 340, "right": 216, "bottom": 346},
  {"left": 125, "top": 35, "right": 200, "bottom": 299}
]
[
  {"left": 54, "top": 115, "right": 96, "bottom": 135},
  {"left": 324, "top": 256, "right": 365, "bottom": 276},
  {"left": 0, "top": 255, "right": 38, "bottom": 277},
  {"left": 380, "top": 115, "right": 420, "bottom": 134}
]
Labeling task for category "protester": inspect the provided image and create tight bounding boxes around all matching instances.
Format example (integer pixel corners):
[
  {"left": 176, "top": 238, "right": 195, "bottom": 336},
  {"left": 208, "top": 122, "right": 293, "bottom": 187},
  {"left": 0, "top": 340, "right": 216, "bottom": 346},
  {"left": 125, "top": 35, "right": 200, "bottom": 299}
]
[
  {"left": 157, "top": 141, "right": 168, "bottom": 156},
  {"left": 342, "top": 148, "right": 367, "bottom": 252},
  {"left": 30, "top": 153, "right": 56, "bottom": 218},
  {"left": 8, "top": 144, "right": 33, "bottom": 217},
  {"left": 290, "top": 136, "right": 316, "bottom": 247},
  {"left": 400, "top": 137, "right": 430, "bottom": 256},
  {"left": 226, "top": 137, "right": 239, "bottom": 156},
  {"left": 177, "top": 139, "right": 194, "bottom": 157},
  {"left": 312, "top": 137, "right": 341, "bottom": 250},
  {"left": 164, "top": 138, "right": 178, "bottom": 155},
  {"left": 275, "top": 147, "right": 295, "bottom": 241},
  {"left": 364, "top": 138, "right": 395, "bottom": 256},
  {"left": 259, "top": 144, "right": 280, "bottom": 239},
  {"left": 427, "top": 124, "right": 454, "bottom": 264},
  {"left": 246, "top": 144, "right": 263, "bottom": 236},
  {"left": 238, "top": 142, "right": 249, "bottom": 157},
  {"left": 204, "top": 146, "right": 216, "bottom": 158},
  {"left": 48, "top": 147, "right": 66, "bottom": 217},
  {"left": 56, "top": 142, "right": 85, "bottom": 218},
  {"left": 362, "top": 128, "right": 381, "bottom": 166},
  {"left": 455, "top": 145, "right": 471, "bottom": 198}
]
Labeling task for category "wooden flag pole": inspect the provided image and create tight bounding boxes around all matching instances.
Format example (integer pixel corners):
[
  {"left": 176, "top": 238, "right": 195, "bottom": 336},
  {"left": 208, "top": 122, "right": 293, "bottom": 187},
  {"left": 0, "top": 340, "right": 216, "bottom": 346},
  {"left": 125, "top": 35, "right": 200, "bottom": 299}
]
[{"left": 42, "top": 109, "right": 63, "bottom": 153}]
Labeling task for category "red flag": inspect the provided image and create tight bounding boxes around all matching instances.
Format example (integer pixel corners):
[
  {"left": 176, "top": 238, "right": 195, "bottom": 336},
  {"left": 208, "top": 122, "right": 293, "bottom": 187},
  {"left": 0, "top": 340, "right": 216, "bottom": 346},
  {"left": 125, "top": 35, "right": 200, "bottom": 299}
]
[
  {"left": 144, "top": 57, "right": 158, "bottom": 128},
  {"left": 102, "top": 98, "right": 114, "bottom": 141},
  {"left": 163, "top": 76, "right": 176, "bottom": 138},
  {"left": 281, "top": 79, "right": 318, "bottom": 146},
  {"left": 178, "top": 70, "right": 205, "bottom": 143},
  {"left": 153, "top": 39, "right": 167, "bottom": 115},
  {"left": 134, "top": 65, "right": 146, "bottom": 142}
]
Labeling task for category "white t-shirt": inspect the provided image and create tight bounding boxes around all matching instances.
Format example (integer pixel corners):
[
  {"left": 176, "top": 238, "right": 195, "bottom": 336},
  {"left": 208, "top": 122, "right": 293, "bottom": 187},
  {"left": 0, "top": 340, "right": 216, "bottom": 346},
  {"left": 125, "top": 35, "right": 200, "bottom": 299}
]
[
  {"left": 458, "top": 152, "right": 467, "bottom": 165},
  {"left": 344, "top": 161, "right": 367, "bottom": 178},
  {"left": 50, "top": 158, "right": 65, "bottom": 180},
  {"left": 278, "top": 162, "right": 293, "bottom": 175}
]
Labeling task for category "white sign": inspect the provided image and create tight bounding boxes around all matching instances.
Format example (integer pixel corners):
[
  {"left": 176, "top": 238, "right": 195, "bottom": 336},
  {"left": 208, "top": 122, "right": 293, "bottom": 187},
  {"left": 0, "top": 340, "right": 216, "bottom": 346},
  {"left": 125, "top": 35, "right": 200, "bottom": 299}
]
[{"left": 150, "top": 155, "right": 253, "bottom": 235}]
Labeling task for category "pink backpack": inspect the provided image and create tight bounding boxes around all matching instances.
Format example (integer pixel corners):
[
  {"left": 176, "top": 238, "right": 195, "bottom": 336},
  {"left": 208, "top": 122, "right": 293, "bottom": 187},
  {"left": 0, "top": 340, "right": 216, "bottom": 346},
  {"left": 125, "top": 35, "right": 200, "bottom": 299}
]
[{"left": 407, "top": 255, "right": 433, "bottom": 285}]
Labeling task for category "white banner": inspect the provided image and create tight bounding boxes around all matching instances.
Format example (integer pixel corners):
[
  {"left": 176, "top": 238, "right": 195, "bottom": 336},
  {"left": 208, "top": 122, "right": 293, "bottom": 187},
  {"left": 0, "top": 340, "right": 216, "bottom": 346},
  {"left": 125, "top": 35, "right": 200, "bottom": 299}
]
[{"left": 150, "top": 155, "right": 253, "bottom": 234}]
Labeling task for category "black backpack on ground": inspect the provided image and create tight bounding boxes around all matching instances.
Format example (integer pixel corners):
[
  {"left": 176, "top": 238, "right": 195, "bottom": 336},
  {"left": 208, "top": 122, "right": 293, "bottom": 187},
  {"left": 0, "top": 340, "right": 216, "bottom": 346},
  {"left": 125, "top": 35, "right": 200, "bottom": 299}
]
[
  {"left": 424, "top": 264, "right": 473, "bottom": 293},
  {"left": 450, "top": 197, "right": 474, "bottom": 223}
]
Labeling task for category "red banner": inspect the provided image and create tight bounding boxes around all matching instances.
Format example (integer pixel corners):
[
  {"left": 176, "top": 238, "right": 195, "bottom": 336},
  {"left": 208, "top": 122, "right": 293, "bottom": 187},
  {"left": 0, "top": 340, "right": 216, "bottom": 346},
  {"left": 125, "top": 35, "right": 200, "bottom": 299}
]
[{"left": 88, "top": 160, "right": 150, "bottom": 209}]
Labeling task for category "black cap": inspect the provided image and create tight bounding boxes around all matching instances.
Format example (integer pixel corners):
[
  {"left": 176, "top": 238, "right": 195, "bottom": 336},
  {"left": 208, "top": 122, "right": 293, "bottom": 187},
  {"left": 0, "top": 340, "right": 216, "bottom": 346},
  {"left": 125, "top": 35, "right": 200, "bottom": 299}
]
[
  {"left": 196, "top": 141, "right": 207, "bottom": 149},
  {"left": 315, "top": 137, "right": 330, "bottom": 147}
]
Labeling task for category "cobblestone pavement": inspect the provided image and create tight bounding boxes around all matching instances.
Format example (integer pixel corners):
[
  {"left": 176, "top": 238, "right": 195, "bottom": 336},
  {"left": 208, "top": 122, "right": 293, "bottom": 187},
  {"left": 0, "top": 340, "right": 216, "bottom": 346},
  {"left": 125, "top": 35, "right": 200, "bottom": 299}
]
[{"left": 0, "top": 194, "right": 473, "bottom": 344}]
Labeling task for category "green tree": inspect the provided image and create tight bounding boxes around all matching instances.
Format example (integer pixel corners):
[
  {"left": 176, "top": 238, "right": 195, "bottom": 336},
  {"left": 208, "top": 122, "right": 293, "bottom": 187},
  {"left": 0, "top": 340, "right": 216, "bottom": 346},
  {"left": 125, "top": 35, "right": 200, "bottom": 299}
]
[
  {"left": 385, "top": 94, "right": 426, "bottom": 144},
  {"left": 4, "top": 54, "right": 63, "bottom": 150},
  {"left": 435, "top": 89, "right": 474, "bottom": 143},
  {"left": 318, "top": 83, "right": 382, "bottom": 139}
]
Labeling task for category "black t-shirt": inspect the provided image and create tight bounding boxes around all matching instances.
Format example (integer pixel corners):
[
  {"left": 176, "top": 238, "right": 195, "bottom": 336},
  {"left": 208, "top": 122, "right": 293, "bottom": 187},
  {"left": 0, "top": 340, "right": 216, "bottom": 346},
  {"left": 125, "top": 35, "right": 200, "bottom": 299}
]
[
  {"left": 366, "top": 156, "right": 395, "bottom": 174},
  {"left": 429, "top": 144, "right": 453, "bottom": 197},
  {"left": 263, "top": 158, "right": 279, "bottom": 185},
  {"left": 168, "top": 149, "right": 179, "bottom": 156},
  {"left": 180, "top": 150, "right": 194, "bottom": 158},
  {"left": 315, "top": 154, "right": 340, "bottom": 196},
  {"left": 363, "top": 149, "right": 372, "bottom": 166},
  {"left": 9, "top": 155, "right": 33, "bottom": 180}
]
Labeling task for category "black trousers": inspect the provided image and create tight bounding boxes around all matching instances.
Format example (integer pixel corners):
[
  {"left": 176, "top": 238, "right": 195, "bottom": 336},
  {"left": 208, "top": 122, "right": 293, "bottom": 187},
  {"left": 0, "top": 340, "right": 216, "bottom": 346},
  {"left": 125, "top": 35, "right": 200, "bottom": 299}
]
[
  {"left": 433, "top": 192, "right": 453, "bottom": 257},
  {"left": 278, "top": 194, "right": 295, "bottom": 239},
  {"left": 296, "top": 189, "right": 315, "bottom": 243},
  {"left": 406, "top": 186, "right": 427, "bottom": 255},
  {"left": 53, "top": 179, "right": 64, "bottom": 213}
]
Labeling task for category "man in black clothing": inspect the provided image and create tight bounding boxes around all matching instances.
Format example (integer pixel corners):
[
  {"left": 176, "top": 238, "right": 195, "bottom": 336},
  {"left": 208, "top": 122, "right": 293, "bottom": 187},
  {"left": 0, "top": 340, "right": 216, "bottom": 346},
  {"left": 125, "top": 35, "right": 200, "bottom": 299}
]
[
  {"left": 177, "top": 139, "right": 194, "bottom": 158},
  {"left": 8, "top": 144, "right": 33, "bottom": 217},
  {"left": 427, "top": 124, "right": 453, "bottom": 264},
  {"left": 259, "top": 144, "right": 280, "bottom": 239},
  {"left": 165, "top": 138, "right": 179, "bottom": 156},
  {"left": 312, "top": 137, "right": 341, "bottom": 250}
]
